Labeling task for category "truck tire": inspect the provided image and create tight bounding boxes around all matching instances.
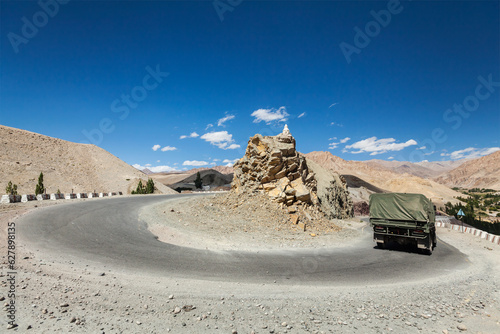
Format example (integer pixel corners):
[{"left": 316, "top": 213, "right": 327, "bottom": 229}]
[{"left": 377, "top": 242, "right": 384, "bottom": 249}]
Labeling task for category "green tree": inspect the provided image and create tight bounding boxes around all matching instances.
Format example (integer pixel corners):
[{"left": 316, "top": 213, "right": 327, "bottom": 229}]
[
  {"left": 35, "top": 172, "right": 45, "bottom": 195},
  {"left": 133, "top": 180, "right": 145, "bottom": 194},
  {"left": 194, "top": 172, "right": 203, "bottom": 189},
  {"left": 146, "top": 178, "right": 155, "bottom": 194},
  {"left": 6, "top": 181, "right": 18, "bottom": 195}
]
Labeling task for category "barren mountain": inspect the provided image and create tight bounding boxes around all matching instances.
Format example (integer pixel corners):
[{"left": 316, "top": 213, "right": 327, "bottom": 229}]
[
  {"left": 169, "top": 169, "right": 233, "bottom": 190},
  {"left": 435, "top": 151, "right": 500, "bottom": 190},
  {"left": 149, "top": 166, "right": 234, "bottom": 187},
  {"left": 305, "top": 151, "right": 462, "bottom": 206},
  {"left": 0, "top": 125, "right": 176, "bottom": 195},
  {"left": 367, "top": 159, "right": 465, "bottom": 179},
  {"left": 190, "top": 166, "right": 234, "bottom": 175}
]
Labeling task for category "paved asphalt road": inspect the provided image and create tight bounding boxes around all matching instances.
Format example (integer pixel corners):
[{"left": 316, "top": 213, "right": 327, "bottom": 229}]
[{"left": 17, "top": 195, "right": 468, "bottom": 286}]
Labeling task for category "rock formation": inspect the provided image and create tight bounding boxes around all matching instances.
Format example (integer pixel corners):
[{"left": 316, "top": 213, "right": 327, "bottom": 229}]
[{"left": 232, "top": 125, "right": 353, "bottom": 220}]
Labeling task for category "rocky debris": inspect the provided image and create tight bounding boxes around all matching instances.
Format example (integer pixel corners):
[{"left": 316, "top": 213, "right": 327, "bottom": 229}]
[
  {"left": 231, "top": 125, "right": 352, "bottom": 228},
  {"left": 353, "top": 201, "right": 369, "bottom": 216},
  {"left": 205, "top": 191, "right": 341, "bottom": 234}
]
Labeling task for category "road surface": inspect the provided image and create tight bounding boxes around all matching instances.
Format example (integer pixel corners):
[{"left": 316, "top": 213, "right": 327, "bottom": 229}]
[{"left": 17, "top": 194, "right": 468, "bottom": 286}]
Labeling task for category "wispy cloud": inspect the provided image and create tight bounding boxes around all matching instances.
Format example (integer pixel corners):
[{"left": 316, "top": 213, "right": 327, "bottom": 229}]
[
  {"left": 329, "top": 103, "right": 339, "bottom": 108},
  {"left": 441, "top": 147, "right": 500, "bottom": 160},
  {"left": 345, "top": 137, "right": 418, "bottom": 155},
  {"left": 340, "top": 137, "right": 351, "bottom": 144},
  {"left": 330, "top": 122, "right": 343, "bottom": 127},
  {"left": 180, "top": 132, "right": 199, "bottom": 139},
  {"left": 328, "top": 137, "right": 350, "bottom": 150},
  {"left": 182, "top": 160, "right": 209, "bottom": 166},
  {"left": 160, "top": 146, "right": 177, "bottom": 152},
  {"left": 133, "top": 164, "right": 178, "bottom": 173},
  {"left": 205, "top": 124, "right": 213, "bottom": 130},
  {"left": 251, "top": 107, "right": 289, "bottom": 124},
  {"left": 222, "top": 158, "right": 239, "bottom": 167},
  {"left": 201, "top": 131, "right": 240, "bottom": 150},
  {"left": 152, "top": 144, "right": 161, "bottom": 151},
  {"left": 217, "top": 114, "right": 235, "bottom": 127},
  {"left": 298, "top": 112, "right": 306, "bottom": 118}
]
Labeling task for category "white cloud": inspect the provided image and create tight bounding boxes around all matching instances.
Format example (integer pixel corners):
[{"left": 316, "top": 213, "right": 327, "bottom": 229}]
[
  {"left": 213, "top": 158, "right": 220, "bottom": 162},
  {"left": 417, "top": 146, "right": 427, "bottom": 150},
  {"left": 160, "top": 146, "right": 177, "bottom": 152},
  {"left": 145, "top": 164, "right": 152, "bottom": 167},
  {"left": 328, "top": 143, "right": 338, "bottom": 150},
  {"left": 329, "top": 137, "right": 350, "bottom": 150},
  {"left": 205, "top": 124, "right": 213, "bottom": 130},
  {"left": 298, "top": 112, "right": 306, "bottom": 118},
  {"left": 222, "top": 158, "right": 239, "bottom": 167},
  {"left": 345, "top": 137, "right": 418, "bottom": 155},
  {"left": 182, "top": 160, "right": 209, "bottom": 166},
  {"left": 251, "top": 107, "right": 289, "bottom": 124},
  {"left": 340, "top": 137, "right": 351, "bottom": 144},
  {"left": 442, "top": 147, "right": 500, "bottom": 160},
  {"left": 330, "top": 122, "right": 343, "bottom": 127},
  {"left": 388, "top": 156, "right": 394, "bottom": 160},
  {"left": 156, "top": 160, "right": 160, "bottom": 163},
  {"left": 225, "top": 143, "right": 241, "bottom": 150},
  {"left": 152, "top": 144, "right": 161, "bottom": 151},
  {"left": 217, "top": 114, "right": 235, "bottom": 127},
  {"left": 201, "top": 131, "right": 240, "bottom": 150},
  {"left": 132, "top": 164, "right": 178, "bottom": 173},
  {"left": 180, "top": 132, "right": 199, "bottom": 139},
  {"left": 329, "top": 103, "right": 338, "bottom": 108}
]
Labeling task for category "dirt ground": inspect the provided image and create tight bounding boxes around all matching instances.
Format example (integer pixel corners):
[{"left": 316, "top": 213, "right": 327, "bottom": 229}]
[
  {"left": 142, "top": 193, "right": 365, "bottom": 252},
  {"left": 1, "top": 196, "right": 499, "bottom": 333}
]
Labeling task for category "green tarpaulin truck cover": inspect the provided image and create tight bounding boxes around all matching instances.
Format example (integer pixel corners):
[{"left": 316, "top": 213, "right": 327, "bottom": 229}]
[{"left": 369, "top": 193, "right": 434, "bottom": 222}]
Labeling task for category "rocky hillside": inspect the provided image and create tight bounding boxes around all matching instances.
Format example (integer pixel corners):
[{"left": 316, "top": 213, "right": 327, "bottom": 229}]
[
  {"left": 366, "top": 159, "right": 465, "bottom": 179},
  {"left": 231, "top": 125, "right": 353, "bottom": 220},
  {"left": 169, "top": 169, "right": 233, "bottom": 190},
  {"left": 435, "top": 151, "right": 500, "bottom": 190},
  {"left": 0, "top": 124, "right": 176, "bottom": 195},
  {"left": 305, "top": 151, "right": 462, "bottom": 207}
]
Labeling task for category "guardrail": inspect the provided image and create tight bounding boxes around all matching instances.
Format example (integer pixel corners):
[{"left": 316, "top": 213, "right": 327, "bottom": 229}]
[
  {"left": 0, "top": 191, "right": 123, "bottom": 204},
  {"left": 436, "top": 216, "right": 500, "bottom": 245}
]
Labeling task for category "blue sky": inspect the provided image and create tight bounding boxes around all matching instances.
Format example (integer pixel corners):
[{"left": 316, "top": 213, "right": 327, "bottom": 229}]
[{"left": 1, "top": 0, "right": 499, "bottom": 172}]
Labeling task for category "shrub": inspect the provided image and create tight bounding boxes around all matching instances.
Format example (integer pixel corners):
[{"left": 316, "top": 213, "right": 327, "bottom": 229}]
[
  {"left": 35, "top": 172, "right": 45, "bottom": 195},
  {"left": 5, "top": 181, "right": 18, "bottom": 195}
]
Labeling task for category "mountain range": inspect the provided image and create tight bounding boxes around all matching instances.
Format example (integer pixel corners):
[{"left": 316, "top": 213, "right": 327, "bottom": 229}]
[
  {"left": 2, "top": 124, "right": 499, "bottom": 203},
  {"left": 0, "top": 125, "right": 175, "bottom": 195}
]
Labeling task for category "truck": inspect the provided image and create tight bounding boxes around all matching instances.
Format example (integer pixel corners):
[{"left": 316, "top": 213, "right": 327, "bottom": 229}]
[{"left": 369, "top": 193, "right": 437, "bottom": 255}]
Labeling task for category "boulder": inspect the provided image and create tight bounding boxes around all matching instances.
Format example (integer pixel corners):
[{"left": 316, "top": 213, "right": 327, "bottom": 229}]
[{"left": 232, "top": 125, "right": 353, "bottom": 219}]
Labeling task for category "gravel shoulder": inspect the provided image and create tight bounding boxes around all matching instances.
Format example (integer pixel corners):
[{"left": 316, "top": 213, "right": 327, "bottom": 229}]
[
  {"left": 1, "top": 196, "right": 499, "bottom": 333},
  {"left": 141, "top": 194, "right": 367, "bottom": 252}
]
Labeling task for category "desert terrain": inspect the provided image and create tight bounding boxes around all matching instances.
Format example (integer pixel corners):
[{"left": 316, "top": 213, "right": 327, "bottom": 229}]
[
  {"left": 0, "top": 125, "right": 175, "bottom": 195},
  {"left": 1, "top": 125, "right": 500, "bottom": 334},
  {"left": 1, "top": 194, "right": 499, "bottom": 333}
]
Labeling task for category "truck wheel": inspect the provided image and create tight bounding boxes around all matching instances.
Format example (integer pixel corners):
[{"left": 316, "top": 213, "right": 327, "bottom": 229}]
[{"left": 377, "top": 242, "right": 384, "bottom": 249}]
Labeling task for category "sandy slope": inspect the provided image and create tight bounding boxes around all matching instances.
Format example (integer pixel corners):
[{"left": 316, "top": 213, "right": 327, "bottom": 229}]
[
  {"left": 306, "top": 151, "right": 462, "bottom": 206},
  {"left": 435, "top": 151, "right": 500, "bottom": 190},
  {"left": 0, "top": 124, "right": 176, "bottom": 195}
]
